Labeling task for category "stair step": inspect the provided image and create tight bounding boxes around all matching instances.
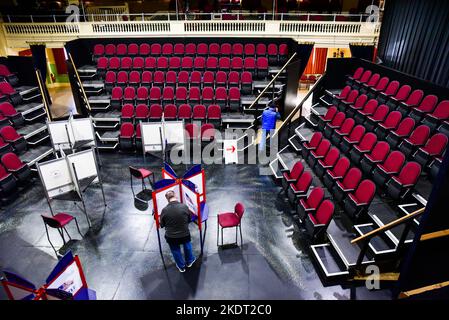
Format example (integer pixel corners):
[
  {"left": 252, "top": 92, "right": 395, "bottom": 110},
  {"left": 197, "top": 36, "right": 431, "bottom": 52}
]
[
  {"left": 24, "top": 107, "right": 47, "bottom": 122},
  {"left": 327, "top": 220, "right": 375, "bottom": 269},
  {"left": 97, "top": 141, "right": 118, "bottom": 150},
  {"left": 277, "top": 146, "right": 300, "bottom": 171},
  {"left": 354, "top": 223, "right": 398, "bottom": 257},
  {"left": 295, "top": 125, "right": 315, "bottom": 141},
  {"left": 96, "top": 130, "right": 119, "bottom": 142},
  {"left": 26, "top": 131, "right": 50, "bottom": 146},
  {"left": 310, "top": 243, "right": 350, "bottom": 280},
  {"left": 288, "top": 134, "right": 302, "bottom": 152},
  {"left": 310, "top": 104, "right": 329, "bottom": 116},
  {"left": 93, "top": 121, "right": 120, "bottom": 130},
  {"left": 269, "top": 158, "right": 283, "bottom": 179},
  {"left": 320, "top": 95, "right": 333, "bottom": 106},
  {"left": 21, "top": 145, "right": 54, "bottom": 167}
]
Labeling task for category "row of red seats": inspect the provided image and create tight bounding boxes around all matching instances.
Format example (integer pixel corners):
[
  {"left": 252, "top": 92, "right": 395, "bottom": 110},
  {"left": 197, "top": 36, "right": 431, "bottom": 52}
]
[
  {"left": 319, "top": 105, "right": 447, "bottom": 173},
  {"left": 344, "top": 68, "right": 449, "bottom": 135},
  {"left": 0, "top": 152, "right": 32, "bottom": 202},
  {"left": 0, "top": 64, "right": 19, "bottom": 87},
  {"left": 120, "top": 104, "right": 221, "bottom": 124},
  {"left": 110, "top": 86, "right": 241, "bottom": 112},
  {"left": 0, "top": 81, "right": 22, "bottom": 106},
  {"left": 119, "top": 122, "right": 217, "bottom": 150},
  {"left": 0, "top": 102, "right": 25, "bottom": 128},
  {"left": 104, "top": 70, "right": 253, "bottom": 94},
  {"left": 97, "top": 56, "right": 269, "bottom": 78},
  {"left": 0, "top": 125, "right": 27, "bottom": 156},
  {"left": 93, "top": 43, "right": 287, "bottom": 59},
  {"left": 280, "top": 163, "right": 335, "bottom": 241}
]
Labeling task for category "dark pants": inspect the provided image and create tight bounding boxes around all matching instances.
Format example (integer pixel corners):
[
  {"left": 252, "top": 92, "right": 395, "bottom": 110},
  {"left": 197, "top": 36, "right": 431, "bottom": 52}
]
[{"left": 168, "top": 241, "right": 195, "bottom": 269}]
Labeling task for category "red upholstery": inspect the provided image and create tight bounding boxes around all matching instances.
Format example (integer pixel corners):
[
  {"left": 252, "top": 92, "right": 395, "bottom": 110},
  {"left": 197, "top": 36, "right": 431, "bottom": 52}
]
[
  {"left": 309, "top": 200, "right": 334, "bottom": 225},
  {"left": 379, "top": 111, "right": 402, "bottom": 130},
  {"left": 201, "top": 123, "right": 215, "bottom": 141},
  {"left": 93, "top": 44, "right": 104, "bottom": 56},
  {"left": 327, "top": 157, "right": 350, "bottom": 179},
  {"left": 367, "top": 104, "right": 389, "bottom": 122},
  {"left": 318, "top": 147, "right": 339, "bottom": 167},
  {"left": 0, "top": 126, "right": 21, "bottom": 141},
  {"left": 162, "top": 43, "right": 173, "bottom": 55},
  {"left": 178, "top": 104, "right": 192, "bottom": 120},
  {"left": 392, "top": 162, "right": 421, "bottom": 186},
  {"left": 358, "top": 99, "right": 378, "bottom": 116},
  {"left": 129, "top": 71, "right": 141, "bottom": 85},
  {"left": 300, "top": 187, "right": 325, "bottom": 211},
  {"left": 189, "top": 87, "right": 201, "bottom": 103},
  {"left": 149, "top": 104, "right": 163, "bottom": 120},
  {"left": 1, "top": 152, "right": 25, "bottom": 171},
  {"left": 365, "top": 141, "right": 390, "bottom": 163},
  {"left": 336, "top": 86, "right": 351, "bottom": 99},
  {"left": 290, "top": 172, "right": 312, "bottom": 193},
  {"left": 405, "top": 125, "right": 430, "bottom": 146},
  {"left": 139, "top": 43, "right": 150, "bottom": 56},
  {"left": 342, "top": 90, "right": 358, "bottom": 104},
  {"left": 319, "top": 106, "right": 337, "bottom": 122},
  {"left": 120, "top": 123, "right": 134, "bottom": 138},
  {"left": 121, "top": 104, "right": 134, "bottom": 119},
  {"left": 53, "top": 213, "right": 75, "bottom": 227},
  {"left": 116, "top": 43, "right": 127, "bottom": 56},
  {"left": 350, "top": 67, "right": 364, "bottom": 80},
  {"left": 357, "top": 70, "right": 372, "bottom": 84},
  {"left": 365, "top": 73, "right": 380, "bottom": 87},
  {"left": 138, "top": 168, "right": 153, "bottom": 179},
  {"left": 218, "top": 213, "right": 240, "bottom": 228},
  {"left": 145, "top": 57, "right": 156, "bottom": 70},
  {"left": 149, "top": 87, "right": 161, "bottom": 101},
  {"left": 121, "top": 57, "right": 132, "bottom": 70},
  {"left": 163, "top": 104, "right": 177, "bottom": 120},
  {"left": 335, "top": 118, "right": 355, "bottom": 135},
  {"left": 372, "top": 76, "right": 389, "bottom": 91},
  {"left": 135, "top": 104, "right": 149, "bottom": 120},
  {"left": 343, "top": 125, "right": 365, "bottom": 143},
  {"left": 392, "top": 85, "right": 411, "bottom": 102},
  {"left": 185, "top": 123, "right": 199, "bottom": 139},
  {"left": 207, "top": 105, "right": 221, "bottom": 120},
  {"left": 141, "top": 71, "right": 152, "bottom": 85},
  {"left": 403, "top": 89, "right": 424, "bottom": 107},
  {"left": 326, "top": 112, "right": 345, "bottom": 128},
  {"left": 0, "top": 102, "right": 18, "bottom": 116},
  {"left": 283, "top": 161, "right": 304, "bottom": 181},
  {"left": 337, "top": 168, "right": 362, "bottom": 191},
  {"left": 383, "top": 80, "right": 399, "bottom": 96},
  {"left": 354, "top": 133, "right": 377, "bottom": 153},
  {"left": 393, "top": 117, "right": 415, "bottom": 137},
  {"left": 310, "top": 139, "right": 331, "bottom": 158},
  {"left": 348, "top": 180, "right": 376, "bottom": 205},
  {"left": 420, "top": 133, "right": 448, "bottom": 156},
  {"left": 193, "top": 105, "right": 206, "bottom": 120},
  {"left": 176, "top": 87, "right": 188, "bottom": 102},
  {"left": 151, "top": 43, "right": 161, "bottom": 55},
  {"left": 377, "top": 151, "right": 405, "bottom": 174},
  {"left": 427, "top": 100, "right": 449, "bottom": 120},
  {"left": 415, "top": 95, "right": 438, "bottom": 112}
]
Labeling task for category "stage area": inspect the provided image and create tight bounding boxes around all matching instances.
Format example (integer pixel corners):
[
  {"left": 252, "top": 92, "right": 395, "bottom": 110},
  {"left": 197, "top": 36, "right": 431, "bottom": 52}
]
[{"left": 0, "top": 153, "right": 390, "bottom": 300}]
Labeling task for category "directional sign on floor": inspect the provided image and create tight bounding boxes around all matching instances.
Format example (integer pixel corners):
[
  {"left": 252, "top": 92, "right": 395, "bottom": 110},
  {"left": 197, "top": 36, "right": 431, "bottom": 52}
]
[{"left": 223, "top": 139, "right": 238, "bottom": 164}]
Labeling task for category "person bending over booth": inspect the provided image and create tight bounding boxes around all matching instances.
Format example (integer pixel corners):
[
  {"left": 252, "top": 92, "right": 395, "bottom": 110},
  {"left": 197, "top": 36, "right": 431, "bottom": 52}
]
[
  {"left": 160, "top": 190, "right": 197, "bottom": 273},
  {"left": 259, "top": 103, "right": 281, "bottom": 151}
]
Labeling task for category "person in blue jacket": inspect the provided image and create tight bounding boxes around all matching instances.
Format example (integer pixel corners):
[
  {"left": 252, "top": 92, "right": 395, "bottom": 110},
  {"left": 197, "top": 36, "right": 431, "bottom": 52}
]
[{"left": 259, "top": 103, "right": 281, "bottom": 151}]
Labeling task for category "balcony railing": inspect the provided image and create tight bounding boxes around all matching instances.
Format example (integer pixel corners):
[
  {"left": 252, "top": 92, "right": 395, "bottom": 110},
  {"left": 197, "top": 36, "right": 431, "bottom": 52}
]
[{"left": 1, "top": 13, "right": 380, "bottom": 48}]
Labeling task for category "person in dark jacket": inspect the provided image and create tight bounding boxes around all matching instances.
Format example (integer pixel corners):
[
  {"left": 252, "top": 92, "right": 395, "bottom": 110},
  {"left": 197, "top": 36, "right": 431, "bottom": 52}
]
[
  {"left": 259, "top": 103, "right": 281, "bottom": 151},
  {"left": 160, "top": 190, "right": 196, "bottom": 272}
]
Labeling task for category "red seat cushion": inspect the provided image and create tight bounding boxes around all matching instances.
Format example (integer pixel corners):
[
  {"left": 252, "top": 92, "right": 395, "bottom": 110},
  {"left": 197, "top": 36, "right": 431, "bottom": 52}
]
[
  {"left": 218, "top": 212, "right": 240, "bottom": 228},
  {"left": 138, "top": 168, "right": 153, "bottom": 179},
  {"left": 53, "top": 213, "right": 74, "bottom": 227}
]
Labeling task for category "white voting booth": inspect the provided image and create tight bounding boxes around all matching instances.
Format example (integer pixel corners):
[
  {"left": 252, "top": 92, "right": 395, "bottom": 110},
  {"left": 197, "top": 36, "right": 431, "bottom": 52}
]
[
  {"left": 47, "top": 116, "right": 99, "bottom": 161},
  {"left": 36, "top": 148, "right": 106, "bottom": 228},
  {"left": 141, "top": 120, "right": 185, "bottom": 162}
]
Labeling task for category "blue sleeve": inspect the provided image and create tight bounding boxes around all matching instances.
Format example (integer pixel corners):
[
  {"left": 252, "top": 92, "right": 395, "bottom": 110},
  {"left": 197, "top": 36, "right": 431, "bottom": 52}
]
[{"left": 276, "top": 112, "right": 281, "bottom": 119}]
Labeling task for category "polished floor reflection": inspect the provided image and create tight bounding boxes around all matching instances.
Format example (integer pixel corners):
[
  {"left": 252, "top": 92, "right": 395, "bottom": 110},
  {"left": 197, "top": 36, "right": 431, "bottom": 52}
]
[{"left": 0, "top": 153, "right": 391, "bottom": 300}]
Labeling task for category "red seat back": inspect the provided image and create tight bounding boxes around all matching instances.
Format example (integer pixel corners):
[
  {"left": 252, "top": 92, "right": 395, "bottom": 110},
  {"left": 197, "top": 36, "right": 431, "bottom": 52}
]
[
  {"left": 306, "top": 187, "right": 325, "bottom": 209},
  {"left": 295, "top": 171, "right": 312, "bottom": 192},
  {"left": 0, "top": 126, "right": 21, "bottom": 140},
  {"left": 323, "top": 106, "right": 337, "bottom": 121},
  {"left": 164, "top": 104, "right": 177, "bottom": 119},
  {"left": 120, "top": 123, "right": 134, "bottom": 137},
  {"left": 314, "top": 200, "right": 334, "bottom": 225},
  {"left": 383, "top": 151, "right": 405, "bottom": 173},
  {"left": 394, "top": 85, "right": 411, "bottom": 101},
  {"left": 121, "top": 104, "right": 134, "bottom": 118},
  {"left": 394, "top": 117, "right": 415, "bottom": 136},
  {"left": 342, "top": 168, "right": 362, "bottom": 189},
  {"left": 404, "top": 89, "right": 424, "bottom": 107},
  {"left": 315, "top": 139, "right": 331, "bottom": 157},
  {"left": 396, "top": 162, "right": 421, "bottom": 185},
  {"left": 417, "top": 95, "right": 438, "bottom": 112},
  {"left": 332, "top": 157, "right": 350, "bottom": 177},
  {"left": 384, "top": 80, "right": 399, "bottom": 95},
  {"left": 308, "top": 132, "right": 323, "bottom": 148},
  {"left": 354, "top": 180, "right": 376, "bottom": 204},
  {"left": 352, "top": 67, "right": 364, "bottom": 80},
  {"left": 369, "top": 141, "right": 390, "bottom": 162},
  {"left": 409, "top": 125, "right": 430, "bottom": 145},
  {"left": 423, "top": 133, "right": 448, "bottom": 156},
  {"left": 382, "top": 111, "right": 402, "bottom": 129},
  {"left": 357, "top": 133, "right": 377, "bottom": 151},
  {"left": 290, "top": 161, "right": 305, "bottom": 180},
  {"left": 431, "top": 100, "right": 449, "bottom": 119},
  {"left": 235, "top": 202, "right": 245, "bottom": 220},
  {"left": 374, "top": 77, "right": 389, "bottom": 91}
]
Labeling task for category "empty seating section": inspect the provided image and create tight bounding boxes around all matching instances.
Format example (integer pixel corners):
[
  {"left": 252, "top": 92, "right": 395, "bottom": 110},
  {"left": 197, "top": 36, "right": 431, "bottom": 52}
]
[{"left": 94, "top": 42, "right": 289, "bottom": 118}]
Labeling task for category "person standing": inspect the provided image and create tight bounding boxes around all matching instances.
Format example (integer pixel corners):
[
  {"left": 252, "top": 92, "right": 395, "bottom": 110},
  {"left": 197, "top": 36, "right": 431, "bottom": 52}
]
[
  {"left": 160, "top": 190, "right": 197, "bottom": 272},
  {"left": 259, "top": 104, "right": 281, "bottom": 151}
]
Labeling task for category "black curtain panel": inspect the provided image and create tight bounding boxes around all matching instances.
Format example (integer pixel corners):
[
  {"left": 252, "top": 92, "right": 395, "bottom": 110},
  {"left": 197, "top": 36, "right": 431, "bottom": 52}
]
[
  {"left": 296, "top": 43, "right": 314, "bottom": 78},
  {"left": 349, "top": 44, "right": 375, "bottom": 61},
  {"left": 377, "top": 0, "right": 449, "bottom": 88},
  {"left": 30, "top": 44, "right": 52, "bottom": 105},
  {"left": 30, "top": 44, "right": 47, "bottom": 81}
]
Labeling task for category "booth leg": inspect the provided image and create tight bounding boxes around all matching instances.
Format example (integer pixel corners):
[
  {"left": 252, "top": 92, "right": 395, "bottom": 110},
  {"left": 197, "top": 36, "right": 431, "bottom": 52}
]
[
  {"left": 216, "top": 217, "right": 219, "bottom": 246},
  {"left": 156, "top": 228, "right": 166, "bottom": 269},
  {"left": 63, "top": 227, "right": 72, "bottom": 241},
  {"left": 81, "top": 198, "right": 92, "bottom": 228},
  {"left": 239, "top": 224, "right": 243, "bottom": 246},
  {"left": 199, "top": 228, "right": 204, "bottom": 256},
  {"left": 100, "top": 182, "right": 107, "bottom": 207}
]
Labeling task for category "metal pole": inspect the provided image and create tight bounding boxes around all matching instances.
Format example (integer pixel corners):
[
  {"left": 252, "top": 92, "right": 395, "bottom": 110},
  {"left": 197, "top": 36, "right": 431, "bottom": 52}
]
[
  {"left": 156, "top": 227, "right": 167, "bottom": 269},
  {"left": 72, "top": 163, "right": 92, "bottom": 228}
]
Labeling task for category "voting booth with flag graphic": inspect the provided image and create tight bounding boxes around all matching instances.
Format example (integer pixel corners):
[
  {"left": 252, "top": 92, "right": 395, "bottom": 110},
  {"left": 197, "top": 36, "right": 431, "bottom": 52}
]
[
  {"left": 1, "top": 251, "right": 96, "bottom": 300},
  {"left": 152, "top": 163, "right": 209, "bottom": 263}
]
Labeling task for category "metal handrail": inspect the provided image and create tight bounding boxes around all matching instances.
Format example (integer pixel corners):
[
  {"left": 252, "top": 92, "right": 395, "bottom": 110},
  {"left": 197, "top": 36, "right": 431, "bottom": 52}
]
[
  {"left": 2, "top": 12, "right": 375, "bottom": 23},
  {"left": 247, "top": 52, "right": 297, "bottom": 110},
  {"left": 270, "top": 72, "right": 326, "bottom": 139},
  {"left": 69, "top": 53, "right": 91, "bottom": 112}
]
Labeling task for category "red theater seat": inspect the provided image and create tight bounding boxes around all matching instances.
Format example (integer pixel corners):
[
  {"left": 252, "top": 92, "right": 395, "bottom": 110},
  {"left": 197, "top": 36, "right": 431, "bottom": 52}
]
[
  {"left": 385, "top": 162, "right": 421, "bottom": 199},
  {"left": 344, "top": 180, "right": 376, "bottom": 220},
  {"left": 372, "top": 151, "right": 405, "bottom": 187}
]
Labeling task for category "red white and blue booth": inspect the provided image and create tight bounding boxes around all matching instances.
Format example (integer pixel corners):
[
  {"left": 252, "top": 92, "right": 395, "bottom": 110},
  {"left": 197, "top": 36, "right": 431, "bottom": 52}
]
[
  {"left": 1, "top": 251, "right": 96, "bottom": 300},
  {"left": 152, "top": 163, "right": 208, "bottom": 265}
]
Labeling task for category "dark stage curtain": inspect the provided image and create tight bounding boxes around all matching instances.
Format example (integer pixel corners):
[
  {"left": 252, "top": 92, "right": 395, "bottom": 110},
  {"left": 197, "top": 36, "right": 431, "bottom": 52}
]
[
  {"left": 296, "top": 43, "right": 314, "bottom": 78},
  {"left": 377, "top": 0, "right": 449, "bottom": 88},
  {"left": 349, "top": 44, "right": 375, "bottom": 61},
  {"left": 30, "top": 44, "right": 52, "bottom": 105}
]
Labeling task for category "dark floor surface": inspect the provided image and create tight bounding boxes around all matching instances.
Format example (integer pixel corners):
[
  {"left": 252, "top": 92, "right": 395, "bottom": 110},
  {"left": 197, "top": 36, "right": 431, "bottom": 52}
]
[{"left": 0, "top": 153, "right": 392, "bottom": 300}]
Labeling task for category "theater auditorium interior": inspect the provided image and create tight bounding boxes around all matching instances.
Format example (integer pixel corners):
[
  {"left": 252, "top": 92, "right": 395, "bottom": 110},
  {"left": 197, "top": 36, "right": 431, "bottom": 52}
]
[{"left": 0, "top": 0, "right": 448, "bottom": 302}]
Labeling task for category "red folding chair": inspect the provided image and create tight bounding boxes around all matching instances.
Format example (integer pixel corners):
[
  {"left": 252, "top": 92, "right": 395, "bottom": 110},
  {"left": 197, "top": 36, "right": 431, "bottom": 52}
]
[{"left": 217, "top": 202, "right": 245, "bottom": 247}]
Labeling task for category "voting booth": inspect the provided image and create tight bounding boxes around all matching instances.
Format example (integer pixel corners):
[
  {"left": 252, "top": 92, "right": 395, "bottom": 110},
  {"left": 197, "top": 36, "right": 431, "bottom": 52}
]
[
  {"left": 152, "top": 164, "right": 208, "bottom": 266},
  {"left": 36, "top": 147, "right": 106, "bottom": 228},
  {"left": 47, "top": 115, "right": 101, "bottom": 164},
  {"left": 1, "top": 251, "right": 96, "bottom": 300},
  {"left": 141, "top": 120, "right": 185, "bottom": 163}
]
